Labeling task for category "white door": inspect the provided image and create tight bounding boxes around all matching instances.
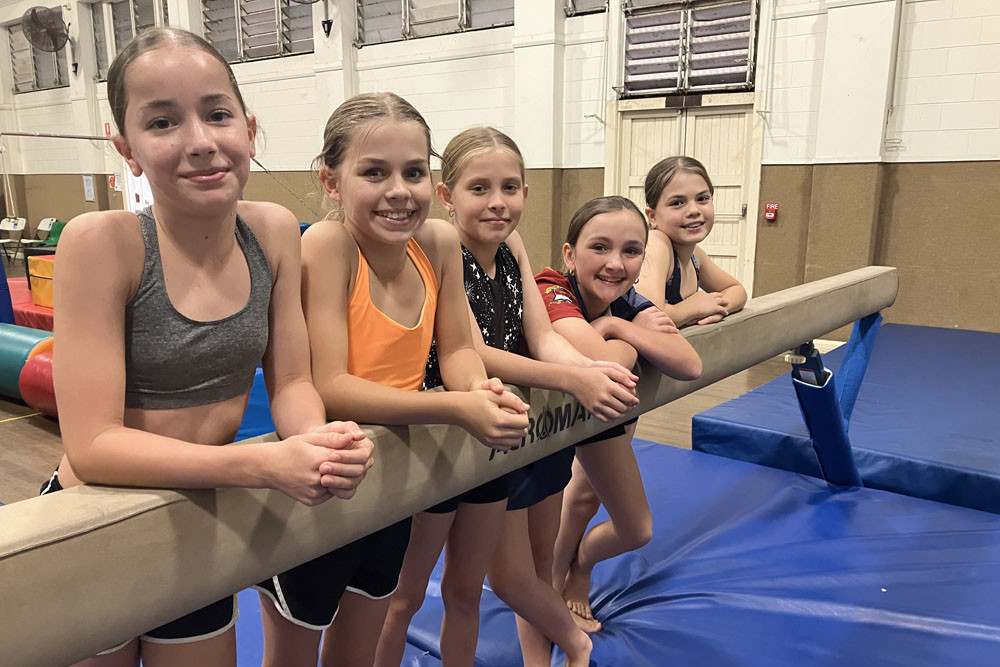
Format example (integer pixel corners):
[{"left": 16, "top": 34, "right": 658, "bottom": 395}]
[
  {"left": 614, "top": 105, "right": 754, "bottom": 283},
  {"left": 683, "top": 107, "right": 751, "bottom": 277},
  {"left": 618, "top": 109, "right": 683, "bottom": 212}
]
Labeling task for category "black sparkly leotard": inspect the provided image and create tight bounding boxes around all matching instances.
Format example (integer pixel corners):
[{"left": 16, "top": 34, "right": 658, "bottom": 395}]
[
  {"left": 423, "top": 242, "right": 523, "bottom": 513},
  {"left": 423, "top": 242, "right": 523, "bottom": 388}
]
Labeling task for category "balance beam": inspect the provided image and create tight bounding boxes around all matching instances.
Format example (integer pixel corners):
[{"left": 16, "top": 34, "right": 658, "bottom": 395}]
[{"left": 0, "top": 266, "right": 898, "bottom": 666}]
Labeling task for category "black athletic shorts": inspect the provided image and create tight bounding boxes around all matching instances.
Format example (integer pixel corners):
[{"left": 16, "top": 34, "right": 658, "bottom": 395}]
[
  {"left": 256, "top": 518, "right": 412, "bottom": 630},
  {"left": 40, "top": 470, "right": 238, "bottom": 652},
  {"left": 424, "top": 473, "right": 510, "bottom": 514}
]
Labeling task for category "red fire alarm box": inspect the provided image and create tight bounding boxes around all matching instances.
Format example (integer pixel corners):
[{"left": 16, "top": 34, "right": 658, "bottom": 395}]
[{"left": 764, "top": 202, "right": 779, "bottom": 221}]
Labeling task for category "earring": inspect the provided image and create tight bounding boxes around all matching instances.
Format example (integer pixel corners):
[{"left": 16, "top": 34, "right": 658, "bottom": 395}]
[
  {"left": 634, "top": 276, "right": 640, "bottom": 284},
  {"left": 447, "top": 208, "right": 456, "bottom": 219}
]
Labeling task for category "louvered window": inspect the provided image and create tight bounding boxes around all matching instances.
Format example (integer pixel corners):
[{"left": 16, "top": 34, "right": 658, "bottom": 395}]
[
  {"left": 467, "top": 0, "right": 514, "bottom": 29},
  {"left": 203, "top": 0, "right": 315, "bottom": 63},
  {"left": 111, "top": 1, "right": 135, "bottom": 52},
  {"left": 407, "top": 0, "right": 460, "bottom": 38},
  {"left": 92, "top": 3, "right": 110, "bottom": 80},
  {"left": 355, "top": 0, "right": 513, "bottom": 46},
  {"left": 110, "top": 0, "right": 164, "bottom": 50},
  {"left": 92, "top": 0, "right": 168, "bottom": 81},
  {"left": 624, "top": 0, "right": 758, "bottom": 96},
  {"left": 564, "top": 0, "right": 606, "bottom": 16},
  {"left": 9, "top": 21, "right": 69, "bottom": 93}
]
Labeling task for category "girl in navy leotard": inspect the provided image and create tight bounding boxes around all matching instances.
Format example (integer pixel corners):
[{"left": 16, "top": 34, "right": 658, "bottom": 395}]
[
  {"left": 542, "top": 196, "right": 702, "bottom": 628},
  {"left": 375, "top": 128, "right": 638, "bottom": 667},
  {"left": 636, "top": 155, "right": 747, "bottom": 326}
]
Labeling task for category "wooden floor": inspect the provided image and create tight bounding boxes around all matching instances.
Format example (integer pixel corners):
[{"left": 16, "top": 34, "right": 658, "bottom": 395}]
[
  {"left": 634, "top": 356, "right": 788, "bottom": 449},
  {"left": 0, "top": 400, "right": 61, "bottom": 503},
  {"left": 0, "top": 356, "right": 792, "bottom": 506}
]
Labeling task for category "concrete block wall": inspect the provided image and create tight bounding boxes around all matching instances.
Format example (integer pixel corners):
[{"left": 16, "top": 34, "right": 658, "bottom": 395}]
[
  {"left": 763, "top": 0, "right": 1000, "bottom": 164},
  {"left": 761, "top": 7, "right": 827, "bottom": 163},
  {"left": 756, "top": 0, "right": 1000, "bottom": 333},
  {"left": 562, "top": 12, "right": 608, "bottom": 167},
  {"left": 889, "top": 0, "right": 1000, "bottom": 159}
]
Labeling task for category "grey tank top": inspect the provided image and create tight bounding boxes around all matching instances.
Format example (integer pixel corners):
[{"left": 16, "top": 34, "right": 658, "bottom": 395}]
[{"left": 124, "top": 208, "right": 272, "bottom": 409}]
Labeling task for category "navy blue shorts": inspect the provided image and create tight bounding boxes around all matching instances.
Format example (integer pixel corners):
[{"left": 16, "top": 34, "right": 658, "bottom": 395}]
[
  {"left": 40, "top": 470, "right": 238, "bottom": 652},
  {"left": 506, "top": 446, "right": 575, "bottom": 511},
  {"left": 506, "top": 417, "right": 637, "bottom": 511},
  {"left": 256, "top": 518, "right": 412, "bottom": 630},
  {"left": 424, "top": 473, "right": 510, "bottom": 514}
]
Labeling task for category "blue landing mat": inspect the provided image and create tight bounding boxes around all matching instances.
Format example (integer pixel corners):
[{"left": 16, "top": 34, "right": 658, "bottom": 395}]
[
  {"left": 235, "top": 440, "right": 1000, "bottom": 666},
  {"left": 693, "top": 324, "right": 1000, "bottom": 514},
  {"left": 236, "top": 366, "right": 274, "bottom": 441}
]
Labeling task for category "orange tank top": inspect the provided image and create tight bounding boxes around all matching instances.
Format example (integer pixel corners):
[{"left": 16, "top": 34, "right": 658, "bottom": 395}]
[{"left": 346, "top": 238, "right": 438, "bottom": 391}]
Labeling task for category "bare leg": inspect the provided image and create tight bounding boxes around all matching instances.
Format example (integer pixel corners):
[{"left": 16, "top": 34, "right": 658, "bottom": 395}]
[
  {"left": 563, "top": 426, "right": 651, "bottom": 625},
  {"left": 141, "top": 630, "right": 236, "bottom": 667},
  {"left": 321, "top": 592, "right": 393, "bottom": 667},
  {"left": 69, "top": 641, "right": 139, "bottom": 667},
  {"left": 551, "top": 458, "right": 601, "bottom": 592},
  {"left": 552, "top": 458, "right": 602, "bottom": 630},
  {"left": 259, "top": 593, "right": 323, "bottom": 667},
  {"left": 488, "top": 495, "right": 592, "bottom": 667},
  {"left": 374, "top": 511, "right": 455, "bottom": 667},
  {"left": 438, "top": 499, "right": 507, "bottom": 666}
]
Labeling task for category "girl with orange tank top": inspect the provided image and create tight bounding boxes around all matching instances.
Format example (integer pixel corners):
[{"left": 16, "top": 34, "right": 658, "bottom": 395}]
[
  {"left": 345, "top": 238, "right": 437, "bottom": 390},
  {"left": 257, "top": 94, "right": 531, "bottom": 667}
]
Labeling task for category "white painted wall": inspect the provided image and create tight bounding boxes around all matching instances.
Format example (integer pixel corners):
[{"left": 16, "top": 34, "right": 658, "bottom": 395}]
[
  {"left": 888, "top": 0, "right": 1000, "bottom": 160},
  {"left": 354, "top": 31, "right": 516, "bottom": 163},
  {"left": 0, "top": 0, "right": 614, "bottom": 175},
  {"left": 759, "top": 6, "right": 827, "bottom": 163},
  {"left": 563, "top": 12, "right": 608, "bottom": 167},
  {"left": 13, "top": 0, "right": 996, "bottom": 174},
  {"left": 762, "top": 0, "right": 1000, "bottom": 164},
  {"left": 11, "top": 94, "right": 78, "bottom": 172}
]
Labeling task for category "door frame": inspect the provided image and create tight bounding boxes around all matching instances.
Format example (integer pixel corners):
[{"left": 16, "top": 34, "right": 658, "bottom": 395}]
[{"left": 604, "top": 92, "right": 764, "bottom": 295}]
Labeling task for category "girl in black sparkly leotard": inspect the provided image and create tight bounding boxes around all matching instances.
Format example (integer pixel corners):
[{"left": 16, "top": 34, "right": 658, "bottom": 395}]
[{"left": 375, "top": 129, "right": 639, "bottom": 667}]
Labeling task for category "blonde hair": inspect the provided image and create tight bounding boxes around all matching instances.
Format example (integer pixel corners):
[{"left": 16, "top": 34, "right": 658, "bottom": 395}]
[
  {"left": 644, "top": 156, "right": 714, "bottom": 209},
  {"left": 440, "top": 127, "right": 525, "bottom": 190},
  {"left": 313, "top": 92, "right": 436, "bottom": 174}
]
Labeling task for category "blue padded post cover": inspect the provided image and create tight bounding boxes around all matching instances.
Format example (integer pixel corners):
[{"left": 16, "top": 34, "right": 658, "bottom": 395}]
[
  {"left": 835, "top": 312, "right": 882, "bottom": 422},
  {"left": 793, "top": 372, "right": 863, "bottom": 487},
  {"left": 791, "top": 313, "right": 881, "bottom": 487}
]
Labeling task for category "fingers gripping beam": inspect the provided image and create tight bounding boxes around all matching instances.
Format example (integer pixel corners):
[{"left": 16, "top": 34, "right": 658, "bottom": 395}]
[{"left": 0, "top": 266, "right": 898, "bottom": 666}]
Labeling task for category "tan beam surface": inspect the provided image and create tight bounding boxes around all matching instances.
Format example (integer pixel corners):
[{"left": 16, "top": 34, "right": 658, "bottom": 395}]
[{"left": 0, "top": 266, "right": 898, "bottom": 666}]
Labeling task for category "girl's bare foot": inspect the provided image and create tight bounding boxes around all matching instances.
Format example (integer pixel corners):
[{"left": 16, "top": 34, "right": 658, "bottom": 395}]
[
  {"left": 569, "top": 607, "right": 602, "bottom": 633},
  {"left": 563, "top": 557, "right": 598, "bottom": 630},
  {"left": 564, "top": 628, "right": 593, "bottom": 667}
]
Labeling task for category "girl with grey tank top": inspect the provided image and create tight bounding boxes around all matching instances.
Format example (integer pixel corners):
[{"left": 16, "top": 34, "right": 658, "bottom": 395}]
[{"left": 46, "top": 27, "right": 373, "bottom": 667}]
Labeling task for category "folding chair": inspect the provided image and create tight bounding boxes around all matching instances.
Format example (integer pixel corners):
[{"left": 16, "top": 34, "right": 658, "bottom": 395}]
[
  {"left": 0, "top": 217, "right": 26, "bottom": 264},
  {"left": 19, "top": 218, "right": 58, "bottom": 252}
]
